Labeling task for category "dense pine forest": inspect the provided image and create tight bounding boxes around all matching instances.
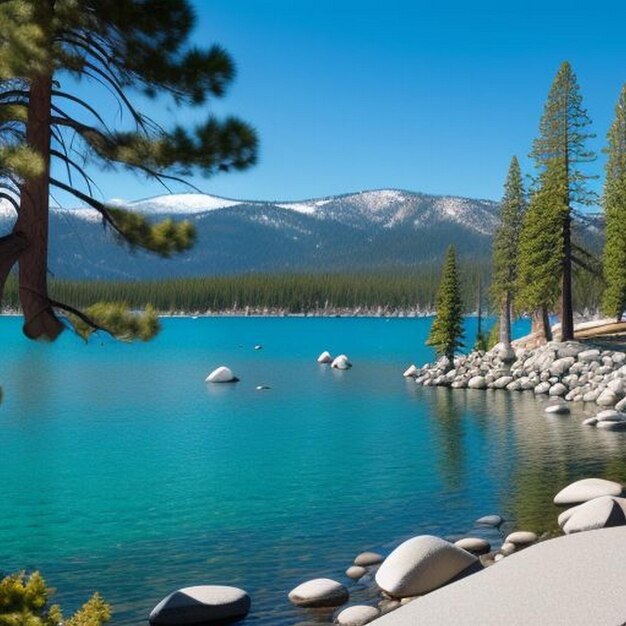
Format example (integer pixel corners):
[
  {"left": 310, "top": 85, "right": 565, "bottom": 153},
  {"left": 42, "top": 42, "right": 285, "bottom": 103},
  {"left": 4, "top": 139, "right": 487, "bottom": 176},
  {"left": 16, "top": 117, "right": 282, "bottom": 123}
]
[{"left": 2, "top": 263, "right": 602, "bottom": 315}]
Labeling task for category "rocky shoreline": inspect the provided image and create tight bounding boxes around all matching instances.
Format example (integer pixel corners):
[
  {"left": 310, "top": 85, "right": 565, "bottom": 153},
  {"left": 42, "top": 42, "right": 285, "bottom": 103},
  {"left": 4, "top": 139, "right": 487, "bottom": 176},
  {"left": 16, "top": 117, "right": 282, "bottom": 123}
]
[
  {"left": 148, "top": 476, "right": 626, "bottom": 625},
  {"left": 407, "top": 340, "right": 626, "bottom": 420}
]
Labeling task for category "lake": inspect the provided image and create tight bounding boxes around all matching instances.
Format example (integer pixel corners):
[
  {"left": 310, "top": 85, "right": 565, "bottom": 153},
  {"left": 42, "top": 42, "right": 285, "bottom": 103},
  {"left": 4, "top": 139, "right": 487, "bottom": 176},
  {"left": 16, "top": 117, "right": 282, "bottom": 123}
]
[{"left": 1, "top": 316, "right": 625, "bottom": 625}]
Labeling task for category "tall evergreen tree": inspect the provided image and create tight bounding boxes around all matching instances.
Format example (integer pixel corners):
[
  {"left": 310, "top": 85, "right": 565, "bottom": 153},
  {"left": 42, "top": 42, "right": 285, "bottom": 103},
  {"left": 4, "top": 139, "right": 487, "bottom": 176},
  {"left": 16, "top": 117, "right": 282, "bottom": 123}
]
[
  {"left": 516, "top": 163, "right": 566, "bottom": 340},
  {"left": 528, "top": 61, "right": 596, "bottom": 341},
  {"left": 491, "top": 156, "right": 525, "bottom": 352},
  {"left": 0, "top": 0, "right": 258, "bottom": 340},
  {"left": 602, "top": 84, "right": 626, "bottom": 321},
  {"left": 427, "top": 245, "right": 464, "bottom": 363}
]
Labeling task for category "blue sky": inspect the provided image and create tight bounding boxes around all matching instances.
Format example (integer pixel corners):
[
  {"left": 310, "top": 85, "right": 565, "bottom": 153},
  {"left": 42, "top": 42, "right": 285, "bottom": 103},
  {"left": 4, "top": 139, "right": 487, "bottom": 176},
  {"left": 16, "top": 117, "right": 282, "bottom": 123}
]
[{"left": 65, "top": 1, "right": 626, "bottom": 204}]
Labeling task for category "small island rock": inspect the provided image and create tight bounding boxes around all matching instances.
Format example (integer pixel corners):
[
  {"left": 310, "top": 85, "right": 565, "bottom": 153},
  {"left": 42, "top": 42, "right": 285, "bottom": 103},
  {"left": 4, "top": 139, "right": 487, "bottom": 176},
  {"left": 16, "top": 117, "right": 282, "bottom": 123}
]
[
  {"left": 205, "top": 366, "right": 239, "bottom": 383},
  {"left": 331, "top": 354, "right": 352, "bottom": 369},
  {"left": 149, "top": 585, "right": 250, "bottom": 625},
  {"left": 288, "top": 578, "right": 348, "bottom": 608},
  {"left": 317, "top": 351, "right": 333, "bottom": 364}
]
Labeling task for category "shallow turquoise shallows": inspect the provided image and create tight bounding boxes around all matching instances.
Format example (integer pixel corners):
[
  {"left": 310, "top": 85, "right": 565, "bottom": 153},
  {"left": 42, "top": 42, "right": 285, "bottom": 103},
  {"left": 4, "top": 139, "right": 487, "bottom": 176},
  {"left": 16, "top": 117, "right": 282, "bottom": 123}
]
[{"left": 1, "top": 316, "right": 625, "bottom": 625}]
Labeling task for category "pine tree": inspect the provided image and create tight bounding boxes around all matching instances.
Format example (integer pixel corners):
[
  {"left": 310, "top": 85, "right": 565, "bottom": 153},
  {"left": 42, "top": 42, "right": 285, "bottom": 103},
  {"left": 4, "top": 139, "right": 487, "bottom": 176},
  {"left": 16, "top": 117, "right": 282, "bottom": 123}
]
[
  {"left": 516, "top": 163, "right": 566, "bottom": 338},
  {"left": 427, "top": 245, "right": 464, "bottom": 363},
  {"left": 0, "top": 1, "right": 258, "bottom": 340},
  {"left": 528, "top": 61, "right": 596, "bottom": 341},
  {"left": 602, "top": 84, "right": 626, "bottom": 321},
  {"left": 491, "top": 156, "right": 525, "bottom": 351}
]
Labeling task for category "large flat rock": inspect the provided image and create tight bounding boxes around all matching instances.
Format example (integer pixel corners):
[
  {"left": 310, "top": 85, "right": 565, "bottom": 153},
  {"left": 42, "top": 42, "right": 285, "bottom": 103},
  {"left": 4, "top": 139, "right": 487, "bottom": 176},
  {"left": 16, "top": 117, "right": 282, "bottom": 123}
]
[{"left": 370, "top": 527, "right": 626, "bottom": 625}]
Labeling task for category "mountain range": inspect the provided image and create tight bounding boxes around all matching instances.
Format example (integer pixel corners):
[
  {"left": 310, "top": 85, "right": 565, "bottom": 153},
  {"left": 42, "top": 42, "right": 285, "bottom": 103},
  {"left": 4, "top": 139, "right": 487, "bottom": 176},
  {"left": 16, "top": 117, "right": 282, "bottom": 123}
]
[{"left": 0, "top": 189, "right": 602, "bottom": 280}]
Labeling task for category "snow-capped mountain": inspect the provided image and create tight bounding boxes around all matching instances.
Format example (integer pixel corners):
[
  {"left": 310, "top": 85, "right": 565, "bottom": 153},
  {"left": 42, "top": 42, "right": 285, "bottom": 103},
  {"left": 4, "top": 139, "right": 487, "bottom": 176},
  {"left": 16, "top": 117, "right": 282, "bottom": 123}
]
[{"left": 0, "top": 189, "right": 503, "bottom": 279}]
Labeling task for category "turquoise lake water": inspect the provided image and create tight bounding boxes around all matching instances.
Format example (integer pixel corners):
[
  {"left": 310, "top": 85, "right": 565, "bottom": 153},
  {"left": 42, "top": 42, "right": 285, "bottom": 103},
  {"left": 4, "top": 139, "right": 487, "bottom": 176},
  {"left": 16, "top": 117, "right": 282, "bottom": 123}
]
[{"left": 1, "top": 316, "right": 626, "bottom": 625}]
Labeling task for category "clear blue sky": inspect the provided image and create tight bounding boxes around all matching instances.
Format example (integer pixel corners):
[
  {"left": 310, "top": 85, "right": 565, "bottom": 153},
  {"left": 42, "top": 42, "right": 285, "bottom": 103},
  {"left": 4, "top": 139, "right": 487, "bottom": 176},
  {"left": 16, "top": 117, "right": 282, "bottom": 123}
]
[{"left": 71, "top": 0, "right": 626, "bottom": 203}]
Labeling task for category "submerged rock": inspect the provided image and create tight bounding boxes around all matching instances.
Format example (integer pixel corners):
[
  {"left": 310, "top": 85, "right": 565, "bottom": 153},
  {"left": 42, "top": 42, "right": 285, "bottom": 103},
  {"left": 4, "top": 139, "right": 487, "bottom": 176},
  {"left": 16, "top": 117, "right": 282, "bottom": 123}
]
[
  {"left": 205, "top": 366, "right": 239, "bottom": 383},
  {"left": 475, "top": 514, "right": 503, "bottom": 527},
  {"left": 545, "top": 403, "right": 570, "bottom": 415},
  {"left": 149, "top": 585, "right": 250, "bottom": 625}
]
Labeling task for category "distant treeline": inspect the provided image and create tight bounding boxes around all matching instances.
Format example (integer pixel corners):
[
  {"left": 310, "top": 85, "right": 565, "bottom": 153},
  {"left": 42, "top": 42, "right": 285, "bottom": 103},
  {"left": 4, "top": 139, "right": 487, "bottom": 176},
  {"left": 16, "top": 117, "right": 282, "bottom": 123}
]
[{"left": 2, "top": 262, "right": 602, "bottom": 314}]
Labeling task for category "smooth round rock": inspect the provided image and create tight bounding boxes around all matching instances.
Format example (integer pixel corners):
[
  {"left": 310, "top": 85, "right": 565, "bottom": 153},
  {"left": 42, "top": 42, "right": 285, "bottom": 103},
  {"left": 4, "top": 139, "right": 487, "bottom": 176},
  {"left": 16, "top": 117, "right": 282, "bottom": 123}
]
[
  {"left": 346, "top": 566, "right": 367, "bottom": 580},
  {"left": 205, "top": 366, "right": 239, "bottom": 383},
  {"left": 403, "top": 364, "right": 418, "bottom": 378},
  {"left": 545, "top": 403, "right": 570, "bottom": 415},
  {"left": 336, "top": 605, "right": 380, "bottom": 625},
  {"left": 596, "top": 410, "right": 625, "bottom": 422},
  {"left": 596, "top": 420, "right": 626, "bottom": 431},
  {"left": 505, "top": 531, "right": 537, "bottom": 546},
  {"left": 562, "top": 496, "right": 626, "bottom": 534},
  {"left": 317, "top": 350, "right": 333, "bottom": 364},
  {"left": 454, "top": 538, "right": 490, "bottom": 555},
  {"left": 475, "top": 514, "right": 503, "bottom": 527},
  {"left": 500, "top": 542, "right": 516, "bottom": 556},
  {"left": 375, "top": 535, "right": 477, "bottom": 597},
  {"left": 553, "top": 478, "right": 624, "bottom": 505},
  {"left": 149, "top": 585, "right": 250, "bottom": 625},
  {"left": 288, "top": 578, "right": 348, "bottom": 608},
  {"left": 331, "top": 354, "right": 352, "bottom": 369},
  {"left": 468, "top": 376, "right": 486, "bottom": 389},
  {"left": 354, "top": 551, "right": 384, "bottom": 567},
  {"left": 582, "top": 417, "right": 598, "bottom": 426}
]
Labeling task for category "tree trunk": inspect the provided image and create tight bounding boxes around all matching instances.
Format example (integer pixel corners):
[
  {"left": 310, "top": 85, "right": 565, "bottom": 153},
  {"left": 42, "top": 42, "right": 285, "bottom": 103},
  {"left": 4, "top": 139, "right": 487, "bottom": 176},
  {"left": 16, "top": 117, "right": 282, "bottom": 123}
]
[
  {"left": 499, "top": 290, "right": 512, "bottom": 347},
  {"left": 531, "top": 307, "right": 552, "bottom": 344},
  {"left": 14, "top": 70, "right": 63, "bottom": 340},
  {"left": 560, "top": 210, "right": 574, "bottom": 341}
]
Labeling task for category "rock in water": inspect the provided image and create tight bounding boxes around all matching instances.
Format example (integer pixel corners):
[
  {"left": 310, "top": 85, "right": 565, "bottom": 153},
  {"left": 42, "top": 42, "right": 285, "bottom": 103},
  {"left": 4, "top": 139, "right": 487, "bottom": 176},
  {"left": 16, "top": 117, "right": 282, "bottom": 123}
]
[
  {"left": 545, "top": 403, "right": 570, "bottom": 415},
  {"left": 375, "top": 535, "right": 478, "bottom": 597},
  {"left": 336, "top": 605, "right": 380, "bottom": 625},
  {"left": 553, "top": 478, "right": 624, "bottom": 505},
  {"left": 346, "top": 565, "right": 367, "bottom": 580},
  {"left": 475, "top": 514, "right": 503, "bottom": 527},
  {"left": 288, "top": 578, "right": 348, "bottom": 608},
  {"left": 317, "top": 350, "right": 333, "bottom": 364},
  {"left": 205, "top": 366, "right": 239, "bottom": 383},
  {"left": 454, "top": 538, "right": 491, "bottom": 555},
  {"left": 562, "top": 496, "right": 626, "bottom": 534},
  {"left": 504, "top": 531, "right": 537, "bottom": 546},
  {"left": 149, "top": 585, "right": 250, "bottom": 625},
  {"left": 403, "top": 364, "right": 418, "bottom": 378},
  {"left": 354, "top": 551, "right": 384, "bottom": 566},
  {"left": 331, "top": 354, "right": 352, "bottom": 369}
]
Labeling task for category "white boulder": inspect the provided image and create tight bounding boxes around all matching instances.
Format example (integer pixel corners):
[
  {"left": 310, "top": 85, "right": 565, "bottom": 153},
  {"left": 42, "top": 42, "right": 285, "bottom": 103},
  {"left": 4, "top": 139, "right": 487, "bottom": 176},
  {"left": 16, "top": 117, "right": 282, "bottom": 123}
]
[
  {"left": 149, "top": 585, "right": 250, "bottom": 625},
  {"left": 374, "top": 535, "right": 477, "bottom": 597},
  {"left": 336, "top": 605, "right": 380, "bottom": 625},
  {"left": 331, "top": 354, "right": 352, "bottom": 369},
  {"left": 468, "top": 376, "right": 486, "bottom": 389},
  {"left": 562, "top": 496, "right": 626, "bottom": 534},
  {"left": 317, "top": 350, "right": 333, "bottom": 364},
  {"left": 553, "top": 478, "right": 623, "bottom": 505},
  {"left": 205, "top": 366, "right": 239, "bottom": 383},
  {"left": 545, "top": 403, "right": 570, "bottom": 415},
  {"left": 288, "top": 578, "right": 348, "bottom": 607},
  {"left": 403, "top": 364, "right": 418, "bottom": 378}
]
